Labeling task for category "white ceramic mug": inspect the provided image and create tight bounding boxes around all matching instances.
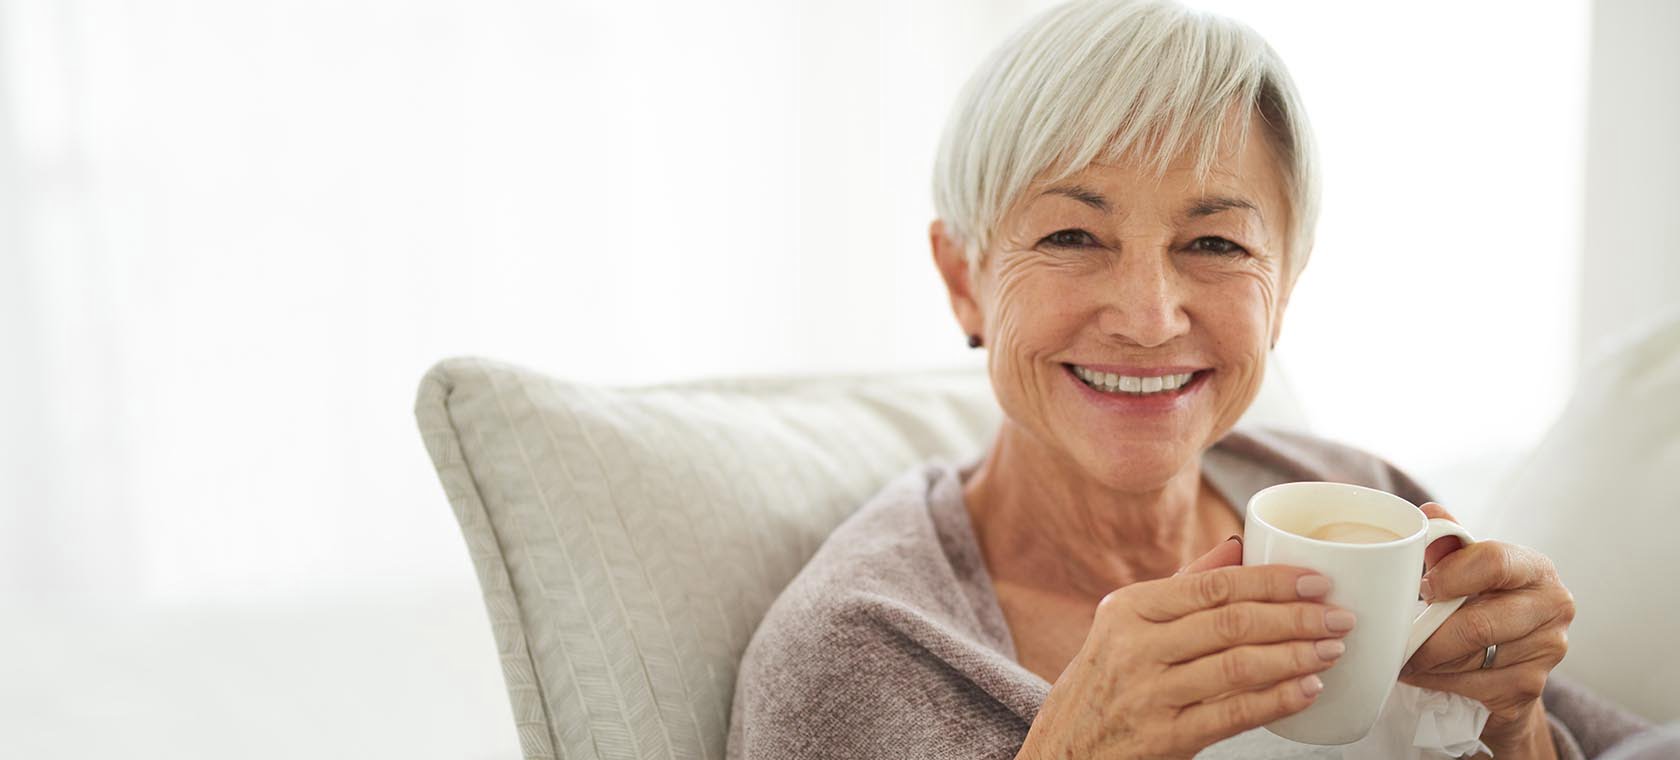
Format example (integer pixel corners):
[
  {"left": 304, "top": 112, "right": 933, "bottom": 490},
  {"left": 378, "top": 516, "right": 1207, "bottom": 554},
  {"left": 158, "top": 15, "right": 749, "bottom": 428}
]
[{"left": 1242, "top": 481, "right": 1476, "bottom": 746}]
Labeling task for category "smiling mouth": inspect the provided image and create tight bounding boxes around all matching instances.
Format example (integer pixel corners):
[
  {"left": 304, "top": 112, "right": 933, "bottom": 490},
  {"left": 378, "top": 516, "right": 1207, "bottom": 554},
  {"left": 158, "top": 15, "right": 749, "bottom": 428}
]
[{"left": 1063, "top": 363, "right": 1213, "bottom": 396}]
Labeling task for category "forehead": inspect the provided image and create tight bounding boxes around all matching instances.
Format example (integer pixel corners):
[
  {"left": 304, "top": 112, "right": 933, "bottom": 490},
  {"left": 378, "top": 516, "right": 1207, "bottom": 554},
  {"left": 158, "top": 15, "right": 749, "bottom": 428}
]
[{"left": 1026, "top": 112, "right": 1288, "bottom": 215}]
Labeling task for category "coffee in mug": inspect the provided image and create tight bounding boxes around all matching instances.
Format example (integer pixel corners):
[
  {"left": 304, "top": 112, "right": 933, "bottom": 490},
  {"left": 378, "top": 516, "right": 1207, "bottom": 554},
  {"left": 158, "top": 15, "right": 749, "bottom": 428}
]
[
  {"left": 1243, "top": 481, "right": 1477, "bottom": 745},
  {"left": 1301, "top": 521, "right": 1405, "bottom": 544}
]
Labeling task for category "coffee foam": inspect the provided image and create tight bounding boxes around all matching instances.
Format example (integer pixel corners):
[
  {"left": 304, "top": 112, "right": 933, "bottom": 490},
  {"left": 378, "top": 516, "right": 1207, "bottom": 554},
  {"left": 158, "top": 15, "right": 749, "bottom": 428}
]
[{"left": 1303, "top": 520, "right": 1405, "bottom": 544}]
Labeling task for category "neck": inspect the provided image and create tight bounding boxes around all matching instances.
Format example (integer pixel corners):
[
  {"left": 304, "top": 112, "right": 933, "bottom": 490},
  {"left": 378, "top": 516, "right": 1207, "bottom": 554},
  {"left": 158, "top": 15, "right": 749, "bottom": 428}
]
[{"left": 962, "top": 419, "right": 1227, "bottom": 602}]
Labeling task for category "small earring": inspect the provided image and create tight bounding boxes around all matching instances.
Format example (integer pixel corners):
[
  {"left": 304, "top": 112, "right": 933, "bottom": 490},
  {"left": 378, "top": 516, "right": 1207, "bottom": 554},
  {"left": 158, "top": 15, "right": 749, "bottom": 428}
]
[{"left": 967, "top": 334, "right": 983, "bottom": 349}]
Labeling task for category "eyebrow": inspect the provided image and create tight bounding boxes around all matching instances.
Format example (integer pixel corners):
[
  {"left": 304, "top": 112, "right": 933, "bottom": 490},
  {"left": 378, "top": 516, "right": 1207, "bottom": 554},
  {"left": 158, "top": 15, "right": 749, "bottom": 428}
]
[
  {"left": 1181, "top": 195, "right": 1260, "bottom": 220},
  {"left": 1037, "top": 185, "right": 1260, "bottom": 221},
  {"left": 1038, "top": 184, "right": 1111, "bottom": 213}
]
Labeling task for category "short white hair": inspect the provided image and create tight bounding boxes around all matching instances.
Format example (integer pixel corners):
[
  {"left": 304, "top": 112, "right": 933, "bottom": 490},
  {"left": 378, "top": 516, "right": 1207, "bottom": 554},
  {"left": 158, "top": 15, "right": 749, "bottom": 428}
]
[{"left": 932, "top": 0, "right": 1320, "bottom": 281}]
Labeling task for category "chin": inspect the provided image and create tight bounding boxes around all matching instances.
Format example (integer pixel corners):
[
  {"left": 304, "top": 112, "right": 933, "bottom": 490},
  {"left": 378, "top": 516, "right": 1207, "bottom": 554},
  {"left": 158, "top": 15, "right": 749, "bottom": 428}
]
[{"left": 1074, "top": 440, "right": 1190, "bottom": 492}]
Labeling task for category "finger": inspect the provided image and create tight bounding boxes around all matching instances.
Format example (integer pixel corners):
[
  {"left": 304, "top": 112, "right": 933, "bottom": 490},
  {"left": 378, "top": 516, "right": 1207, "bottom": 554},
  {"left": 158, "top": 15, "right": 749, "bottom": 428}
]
[
  {"left": 1155, "top": 601, "right": 1353, "bottom": 662},
  {"left": 1423, "top": 541, "right": 1552, "bottom": 601},
  {"left": 1400, "top": 665, "right": 1551, "bottom": 709},
  {"left": 1131, "top": 565, "right": 1330, "bottom": 623},
  {"left": 1159, "top": 639, "right": 1343, "bottom": 706},
  {"left": 1175, "top": 534, "right": 1243, "bottom": 576},
  {"left": 1419, "top": 502, "right": 1458, "bottom": 522},
  {"left": 1176, "top": 671, "right": 1323, "bottom": 745},
  {"left": 1405, "top": 628, "right": 1568, "bottom": 678},
  {"left": 1405, "top": 591, "right": 1561, "bottom": 674},
  {"left": 1405, "top": 613, "right": 1569, "bottom": 676},
  {"left": 1419, "top": 503, "right": 1465, "bottom": 570}
]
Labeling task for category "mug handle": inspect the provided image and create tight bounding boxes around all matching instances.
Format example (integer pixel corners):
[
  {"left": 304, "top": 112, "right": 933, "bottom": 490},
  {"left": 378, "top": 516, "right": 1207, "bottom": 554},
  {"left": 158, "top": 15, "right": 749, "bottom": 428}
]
[{"left": 1402, "top": 518, "right": 1477, "bottom": 663}]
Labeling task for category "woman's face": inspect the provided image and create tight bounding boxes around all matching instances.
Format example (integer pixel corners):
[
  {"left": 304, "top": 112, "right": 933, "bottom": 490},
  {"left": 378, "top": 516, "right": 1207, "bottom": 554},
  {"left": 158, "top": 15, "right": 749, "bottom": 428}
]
[{"left": 934, "top": 115, "right": 1295, "bottom": 491}]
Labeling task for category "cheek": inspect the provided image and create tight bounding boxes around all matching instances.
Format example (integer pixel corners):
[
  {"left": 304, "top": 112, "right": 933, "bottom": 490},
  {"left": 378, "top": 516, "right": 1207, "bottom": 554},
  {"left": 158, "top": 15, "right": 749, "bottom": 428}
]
[
  {"left": 984, "top": 258, "right": 1079, "bottom": 352},
  {"left": 980, "top": 262, "right": 1086, "bottom": 414},
  {"left": 1196, "top": 268, "right": 1280, "bottom": 345},
  {"left": 1198, "top": 271, "right": 1280, "bottom": 423}
]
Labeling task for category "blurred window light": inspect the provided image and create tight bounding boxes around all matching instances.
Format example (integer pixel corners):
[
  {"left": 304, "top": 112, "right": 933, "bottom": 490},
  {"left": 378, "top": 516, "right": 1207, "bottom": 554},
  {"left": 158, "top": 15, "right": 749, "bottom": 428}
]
[{"left": 1, "top": 0, "right": 1588, "bottom": 601}]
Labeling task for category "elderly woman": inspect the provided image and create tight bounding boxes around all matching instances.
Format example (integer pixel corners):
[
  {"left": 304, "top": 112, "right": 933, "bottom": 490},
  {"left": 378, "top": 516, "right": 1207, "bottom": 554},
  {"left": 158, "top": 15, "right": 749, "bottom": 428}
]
[{"left": 728, "top": 1, "right": 1657, "bottom": 758}]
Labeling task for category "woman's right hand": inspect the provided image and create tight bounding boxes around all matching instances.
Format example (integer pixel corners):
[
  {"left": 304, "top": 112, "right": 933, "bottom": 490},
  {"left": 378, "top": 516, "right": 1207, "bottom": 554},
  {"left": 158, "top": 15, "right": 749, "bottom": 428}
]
[{"left": 1017, "top": 537, "right": 1355, "bottom": 760}]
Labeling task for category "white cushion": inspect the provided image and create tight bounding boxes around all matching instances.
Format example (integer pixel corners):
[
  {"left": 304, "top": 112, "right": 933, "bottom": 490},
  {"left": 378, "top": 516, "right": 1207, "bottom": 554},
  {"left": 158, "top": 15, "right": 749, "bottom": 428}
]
[
  {"left": 1485, "top": 309, "right": 1680, "bottom": 722},
  {"left": 413, "top": 355, "right": 1307, "bottom": 759}
]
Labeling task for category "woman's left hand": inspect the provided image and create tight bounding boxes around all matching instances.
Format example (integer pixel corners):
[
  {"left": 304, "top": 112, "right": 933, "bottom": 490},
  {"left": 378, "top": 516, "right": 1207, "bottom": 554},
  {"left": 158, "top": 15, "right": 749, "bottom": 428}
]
[{"left": 1398, "top": 503, "right": 1575, "bottom": 758}]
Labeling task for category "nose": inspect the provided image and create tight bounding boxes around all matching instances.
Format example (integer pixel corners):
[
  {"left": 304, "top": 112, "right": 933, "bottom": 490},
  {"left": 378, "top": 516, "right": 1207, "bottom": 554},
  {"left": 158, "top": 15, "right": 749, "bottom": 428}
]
[{"left": 1094, "top": 247, "right": 1191, "bottom": 348}]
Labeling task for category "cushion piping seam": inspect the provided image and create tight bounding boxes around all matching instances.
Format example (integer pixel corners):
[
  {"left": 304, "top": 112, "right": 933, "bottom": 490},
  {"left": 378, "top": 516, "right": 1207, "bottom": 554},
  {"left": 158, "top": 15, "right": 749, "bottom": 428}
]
[{"left": 429, "top": 360, "right": 563, "bottom": 759}]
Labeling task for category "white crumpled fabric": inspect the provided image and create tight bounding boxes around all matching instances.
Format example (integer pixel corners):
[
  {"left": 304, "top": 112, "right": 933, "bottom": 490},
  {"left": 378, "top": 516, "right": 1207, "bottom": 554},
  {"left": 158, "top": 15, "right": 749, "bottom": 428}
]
[{"left": 1343, "top": 602, "right": 1492, "bottom": 759}]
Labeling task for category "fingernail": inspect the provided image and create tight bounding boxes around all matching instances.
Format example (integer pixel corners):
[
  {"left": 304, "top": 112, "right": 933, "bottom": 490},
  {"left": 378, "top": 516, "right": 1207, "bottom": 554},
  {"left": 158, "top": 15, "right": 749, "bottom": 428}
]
[
  {"left": 1296, "top": 575, "right": 1332, "bottom": 598},
  {"left": 1420, "top": 578, "right": 1434, "bottom": 601},
  {"left": 1326, "top": 609, "right": 1357, "bottom": 632},
  {"left": 1315, "top": 639, "right": 1346, "bottom": 660},
  {"left": 1226, "top": 534, "right": 1243, "bottom": 545},
  {"left": 1299, "top": 674, "right": 1324, "bottom": 697}
]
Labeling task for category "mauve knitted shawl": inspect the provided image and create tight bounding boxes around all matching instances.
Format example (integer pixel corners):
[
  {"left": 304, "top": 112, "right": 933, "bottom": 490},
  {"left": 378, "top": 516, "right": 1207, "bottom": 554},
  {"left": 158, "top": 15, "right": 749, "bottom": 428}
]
[{"left": 726, "top": 427, "right": 1654, "bottom": 759}]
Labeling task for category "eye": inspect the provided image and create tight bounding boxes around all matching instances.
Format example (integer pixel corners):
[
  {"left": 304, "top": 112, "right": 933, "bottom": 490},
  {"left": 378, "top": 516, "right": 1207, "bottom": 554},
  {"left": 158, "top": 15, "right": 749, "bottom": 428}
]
[
  {"left": 1189, "top": 236, "right": 1247, "bottom": 256},
  {"left": 1040, "top": 229, "right": 1097, "bottom": 248}
]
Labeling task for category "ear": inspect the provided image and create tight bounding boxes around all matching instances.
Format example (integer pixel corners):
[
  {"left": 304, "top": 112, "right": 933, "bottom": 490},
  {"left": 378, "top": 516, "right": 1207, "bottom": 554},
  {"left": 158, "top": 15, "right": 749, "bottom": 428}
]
[{"left": 929, "top": 219, "right": 985, "bottom": 339}]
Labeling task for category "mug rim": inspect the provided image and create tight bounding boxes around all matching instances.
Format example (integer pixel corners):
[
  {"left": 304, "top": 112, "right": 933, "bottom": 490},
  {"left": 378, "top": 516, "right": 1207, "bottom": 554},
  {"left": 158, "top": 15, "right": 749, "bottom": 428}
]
[{"left": 1248, "top": 480, "right": 1428, "bottom": 548}]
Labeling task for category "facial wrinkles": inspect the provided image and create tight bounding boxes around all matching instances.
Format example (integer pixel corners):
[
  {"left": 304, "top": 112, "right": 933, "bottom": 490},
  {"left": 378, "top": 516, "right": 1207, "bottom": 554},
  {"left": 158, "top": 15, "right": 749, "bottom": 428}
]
[
  {"left": 984, "top": 242, "right": 1064, "bottom": 442},
  {"left": 1202, "top": 233, "right": 1283, "bottom": 439}
]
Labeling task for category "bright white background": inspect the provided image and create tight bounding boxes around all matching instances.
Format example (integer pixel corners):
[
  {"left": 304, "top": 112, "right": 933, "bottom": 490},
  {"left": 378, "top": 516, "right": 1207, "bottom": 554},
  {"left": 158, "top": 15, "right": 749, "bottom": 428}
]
[{"left": 6, "top": 0, "right": 1669, "bottom": 757}]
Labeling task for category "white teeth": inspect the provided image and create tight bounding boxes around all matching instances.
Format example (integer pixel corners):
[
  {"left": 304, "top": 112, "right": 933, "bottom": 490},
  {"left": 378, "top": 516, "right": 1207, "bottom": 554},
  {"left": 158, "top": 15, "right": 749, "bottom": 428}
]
[{"left": 1071, "top": 365, "right": 1198, "bottom": 396}]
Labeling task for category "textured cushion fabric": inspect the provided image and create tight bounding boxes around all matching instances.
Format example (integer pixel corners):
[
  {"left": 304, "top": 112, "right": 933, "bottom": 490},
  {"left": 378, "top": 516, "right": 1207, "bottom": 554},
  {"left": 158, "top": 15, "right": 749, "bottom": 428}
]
[
  {"left": 1485, "top": 309, "right": 1680, "bottom": 724},
  {"left": 413, "top": 355, "right": 1308, "bottom": 760}
]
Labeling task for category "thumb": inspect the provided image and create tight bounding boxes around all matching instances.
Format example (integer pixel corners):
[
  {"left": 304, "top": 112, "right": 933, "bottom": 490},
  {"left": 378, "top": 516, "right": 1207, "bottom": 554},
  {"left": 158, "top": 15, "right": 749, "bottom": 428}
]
[{"left": 1175, "top": 534, "right": 1243, "bottom": 576}]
